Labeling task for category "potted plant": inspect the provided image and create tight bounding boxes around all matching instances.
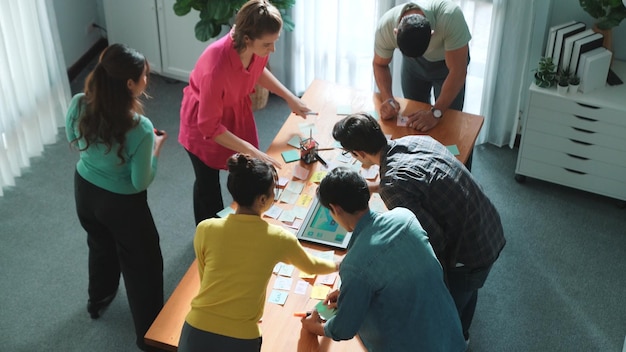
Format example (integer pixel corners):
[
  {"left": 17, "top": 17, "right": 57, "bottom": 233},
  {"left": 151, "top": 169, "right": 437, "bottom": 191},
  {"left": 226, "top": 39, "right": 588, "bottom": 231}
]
[
  {"left": 569, "top": 75, "right": 581, "bottom": 92},
  {"left": 173, "top": 0, "right": 296, "bottom": 42},
  {"left": 557, "top": 75, "right": 569, "bottom": 95},
  {"left": 534, "top": 57, "right": 557, "bottom": 88},
  {"left": 579, "top": 0, "right": 626, "bottom": 53}
]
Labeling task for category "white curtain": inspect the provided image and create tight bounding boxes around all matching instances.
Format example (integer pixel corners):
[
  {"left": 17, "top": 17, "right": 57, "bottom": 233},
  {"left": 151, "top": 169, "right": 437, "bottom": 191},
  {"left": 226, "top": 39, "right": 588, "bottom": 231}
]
[{"left": 0, "top": 1, "right": 71, "bottom": 196}]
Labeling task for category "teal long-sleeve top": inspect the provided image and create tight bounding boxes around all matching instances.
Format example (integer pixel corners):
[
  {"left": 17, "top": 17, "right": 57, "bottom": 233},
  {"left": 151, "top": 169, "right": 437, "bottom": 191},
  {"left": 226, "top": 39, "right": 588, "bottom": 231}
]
[{"left": 65, "top": 93, "right": 158, "bottom": 194}]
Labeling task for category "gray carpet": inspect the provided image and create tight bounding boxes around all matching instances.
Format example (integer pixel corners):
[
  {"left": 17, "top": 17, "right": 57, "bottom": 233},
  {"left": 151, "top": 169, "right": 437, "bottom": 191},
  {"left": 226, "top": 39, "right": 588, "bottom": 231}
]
[{"left": 1, "top": 68, "right": 625, "bottom": 351}]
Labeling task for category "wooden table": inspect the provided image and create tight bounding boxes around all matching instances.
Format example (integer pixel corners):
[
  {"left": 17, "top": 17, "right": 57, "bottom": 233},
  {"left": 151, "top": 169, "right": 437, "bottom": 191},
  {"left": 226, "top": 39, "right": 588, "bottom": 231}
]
[{"left": 144, "top": 79, "right": 484, "bottom": 351}]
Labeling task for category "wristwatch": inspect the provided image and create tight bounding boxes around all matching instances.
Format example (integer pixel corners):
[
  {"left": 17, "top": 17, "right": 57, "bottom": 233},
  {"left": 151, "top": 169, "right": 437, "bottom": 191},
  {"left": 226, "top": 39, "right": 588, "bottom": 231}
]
[{"left": 430, "top": 107, "right": 443, "bottom": 119}]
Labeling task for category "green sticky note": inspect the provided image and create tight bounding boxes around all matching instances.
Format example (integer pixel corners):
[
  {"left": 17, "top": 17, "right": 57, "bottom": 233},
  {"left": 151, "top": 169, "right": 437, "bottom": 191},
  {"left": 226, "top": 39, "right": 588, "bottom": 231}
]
[
  {"left": 287, "top": 135, "right": 302, "bottom": 148},
  {"left": 281, "top": 149, "right": 300, "bottom": 163},
  {"left": 315, "top": 300, "right": 337, "bottom": 321},
  {"left": 446, "top": 145, "right": 460, "bottom": 156}
]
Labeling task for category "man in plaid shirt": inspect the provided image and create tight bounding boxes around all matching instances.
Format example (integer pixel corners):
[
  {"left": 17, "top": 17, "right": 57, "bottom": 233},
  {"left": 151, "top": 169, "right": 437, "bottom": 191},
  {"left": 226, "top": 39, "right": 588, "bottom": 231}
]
[{"left": 332, "top": 112, "right": 505, "bottom": 345}]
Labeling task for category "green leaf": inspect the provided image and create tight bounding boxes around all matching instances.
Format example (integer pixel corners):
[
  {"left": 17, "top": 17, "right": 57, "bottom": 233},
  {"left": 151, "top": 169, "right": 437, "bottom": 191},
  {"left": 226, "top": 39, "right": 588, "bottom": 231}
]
[
  {"left": 195, "top": 19, "right": 217, "bottom": 42},
  {"left": 173, "top": 0, "right": 192, "bottom": 16}
]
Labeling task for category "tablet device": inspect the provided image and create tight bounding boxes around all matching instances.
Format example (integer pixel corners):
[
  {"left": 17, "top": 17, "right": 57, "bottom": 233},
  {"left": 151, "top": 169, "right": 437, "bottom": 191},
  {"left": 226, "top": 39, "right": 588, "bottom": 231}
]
[{"left": 296, "top": 197, "right": 352, "bottom": 250}]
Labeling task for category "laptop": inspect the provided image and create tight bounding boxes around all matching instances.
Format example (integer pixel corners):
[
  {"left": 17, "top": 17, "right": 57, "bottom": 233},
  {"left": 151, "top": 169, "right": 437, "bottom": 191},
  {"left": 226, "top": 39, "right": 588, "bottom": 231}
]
[{"left": 296, "top": 197, "right": 352, "bottom": 250}]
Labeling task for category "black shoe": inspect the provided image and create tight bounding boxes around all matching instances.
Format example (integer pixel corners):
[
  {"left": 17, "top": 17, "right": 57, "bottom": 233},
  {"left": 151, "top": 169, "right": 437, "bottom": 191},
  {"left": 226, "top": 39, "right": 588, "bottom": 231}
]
[{"left": 87, "top": 289, "right": 117, "bottom": 319}]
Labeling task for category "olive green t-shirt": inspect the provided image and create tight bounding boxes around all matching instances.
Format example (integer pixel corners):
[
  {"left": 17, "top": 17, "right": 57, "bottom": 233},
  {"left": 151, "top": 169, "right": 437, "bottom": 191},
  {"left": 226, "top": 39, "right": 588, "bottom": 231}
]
[{"left": 374, "top": 0, "right": 471, "bottom": 62}]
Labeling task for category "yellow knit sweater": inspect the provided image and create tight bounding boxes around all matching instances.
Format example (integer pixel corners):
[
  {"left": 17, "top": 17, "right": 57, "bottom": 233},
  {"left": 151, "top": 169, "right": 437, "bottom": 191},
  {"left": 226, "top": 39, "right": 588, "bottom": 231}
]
[{"left": 185, "top": 214, "right": 336, "bottom": 339}]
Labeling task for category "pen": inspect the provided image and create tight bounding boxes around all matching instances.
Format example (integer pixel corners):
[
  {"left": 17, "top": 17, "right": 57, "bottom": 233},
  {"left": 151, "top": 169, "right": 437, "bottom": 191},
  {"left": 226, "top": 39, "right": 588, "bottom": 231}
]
[
  {"left": 293, "top": 311, "right": 312, "bottom": 317},
  {"left": 315, "top": 153, "right": 328, "bottom": 167},
  {"left": 305, "top": 111, "right": 319, "bottom": 115}
]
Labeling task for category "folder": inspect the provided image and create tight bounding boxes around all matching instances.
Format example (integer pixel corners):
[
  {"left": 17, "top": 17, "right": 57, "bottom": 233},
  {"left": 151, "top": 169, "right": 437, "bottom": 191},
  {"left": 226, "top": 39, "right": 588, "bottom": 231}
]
[
  {"left": 569, "top": 32, "right": 604, "bottom": 74},
  {"left": 561, "top": 29, "right": 594, "bottom": 72},
  {"left": 552, "top": 22, "right": 586, "bottom": 69},
  {"left": 545, "top": 21, "right": 576, "bottom": 58}
]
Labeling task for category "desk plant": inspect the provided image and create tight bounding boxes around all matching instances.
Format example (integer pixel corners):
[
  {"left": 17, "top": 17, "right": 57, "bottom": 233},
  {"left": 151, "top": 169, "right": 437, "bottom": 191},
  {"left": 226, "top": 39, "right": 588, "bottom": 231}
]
[
  {"left": 534, "top": 57, "right": 557, "bottom": 88},
  {"left": 173, "top": 0, "right": 296, "bottom": 42}
]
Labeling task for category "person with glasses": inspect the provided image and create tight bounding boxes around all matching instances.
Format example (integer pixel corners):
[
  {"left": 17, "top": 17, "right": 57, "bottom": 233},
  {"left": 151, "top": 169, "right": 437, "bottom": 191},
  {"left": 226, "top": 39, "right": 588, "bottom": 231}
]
[
  {"left": 179, "top": 153, "right": 338, "bottom": 352},
  {"left": 332, "top": 113, "right": 505, "bottom": 348},
  {"left": 298, "top": 167, "right": 465, "bottom": 352},
  {"left": 373, "top": 1, "right": 471, "bottom": 133}
]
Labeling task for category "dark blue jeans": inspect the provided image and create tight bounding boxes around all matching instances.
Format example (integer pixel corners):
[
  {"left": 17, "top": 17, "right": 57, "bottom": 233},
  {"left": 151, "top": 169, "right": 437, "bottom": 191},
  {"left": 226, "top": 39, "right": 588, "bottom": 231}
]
[
  {"left": 179, "top": 322, "right": 262, "bottom": 352},
  {"left": 446, "top": 264, "right": 493, "bottom": 340}
]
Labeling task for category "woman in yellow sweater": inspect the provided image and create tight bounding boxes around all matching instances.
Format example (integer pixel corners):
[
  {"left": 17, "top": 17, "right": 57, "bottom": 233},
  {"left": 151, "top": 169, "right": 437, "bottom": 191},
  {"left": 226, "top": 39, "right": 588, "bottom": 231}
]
[{"left": 179, "top": 153, "right": 338, "bottom": 352}]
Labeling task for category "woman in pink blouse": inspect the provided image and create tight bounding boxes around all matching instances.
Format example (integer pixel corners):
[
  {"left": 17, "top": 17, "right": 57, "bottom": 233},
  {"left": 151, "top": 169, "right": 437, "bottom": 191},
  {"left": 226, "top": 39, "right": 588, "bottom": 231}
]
[{"left": 179, "top": 0, "right": 311, "bottom": 224}]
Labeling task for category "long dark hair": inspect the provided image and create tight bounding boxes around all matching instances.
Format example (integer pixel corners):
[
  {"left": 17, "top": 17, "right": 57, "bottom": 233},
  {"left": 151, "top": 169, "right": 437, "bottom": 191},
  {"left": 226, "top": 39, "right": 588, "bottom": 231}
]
[
  {"left": 227, "top": 153, "right": 277, "bottom": 207},
  {"left": 72, "top": 43, "right": 149, "bottom": 163}
]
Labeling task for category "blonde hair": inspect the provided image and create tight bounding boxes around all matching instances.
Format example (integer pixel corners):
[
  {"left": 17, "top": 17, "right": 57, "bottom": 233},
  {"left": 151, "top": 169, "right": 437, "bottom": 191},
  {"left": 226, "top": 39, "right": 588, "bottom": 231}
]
[{"left": 232, "top": 0, "right": 282, "bottom": 52}]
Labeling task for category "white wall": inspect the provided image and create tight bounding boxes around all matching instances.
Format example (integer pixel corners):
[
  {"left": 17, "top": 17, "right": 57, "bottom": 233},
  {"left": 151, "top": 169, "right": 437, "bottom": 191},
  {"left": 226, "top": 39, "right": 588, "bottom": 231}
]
[
  {"left": 53, "top": 0, "right": 106, "bottom": 68},
  {"left": 548, "top": 0, "right": 625, "bottom": 60}
]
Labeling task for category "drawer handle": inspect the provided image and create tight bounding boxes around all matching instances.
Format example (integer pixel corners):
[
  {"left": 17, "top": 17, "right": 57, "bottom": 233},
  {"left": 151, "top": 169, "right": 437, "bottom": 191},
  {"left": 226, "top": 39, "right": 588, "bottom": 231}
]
[
  {"left": 574, "top": 115, "right": 597, "bottom": 122},
  {"left": 564, "top": 168, "right": 587, "bottom": 175},
  {"left": 569, "top": 139, "right": 592, "bottom": 146},
  {"left": 576, "top": 103, "right": 600, "bottom": 109},
  {"left": 566, "top": 153, "right": 589, "bottom": 160},
  {"left": 572, "top": 127, "right": 595, "bottom": 134}
]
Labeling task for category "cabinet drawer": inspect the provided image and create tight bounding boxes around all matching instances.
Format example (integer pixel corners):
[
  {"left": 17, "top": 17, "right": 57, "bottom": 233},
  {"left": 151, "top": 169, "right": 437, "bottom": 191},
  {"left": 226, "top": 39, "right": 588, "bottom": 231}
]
[
  {"left": 525, "top": 115, "right": 626, "bottom": 152},
  {"left": 516, "top": 158, "right": 626, "bottom": 201},
  {"left": 521, "top": 130, "right": 626, "bottom": 166},
  {"left": 527, "top": 105, "right": 626, "bottom": 140},
  {"left": 529, "top": 91, "right": 626, "bottom": 127},
  {"left": 520, "top": 144, "right": 626, "bottom": 183}
]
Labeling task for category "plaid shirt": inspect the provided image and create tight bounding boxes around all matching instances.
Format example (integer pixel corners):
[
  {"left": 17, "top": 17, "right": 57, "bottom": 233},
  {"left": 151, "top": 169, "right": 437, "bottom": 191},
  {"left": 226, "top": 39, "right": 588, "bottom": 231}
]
[{"left": 379, "top": 136, "right": 505, "bottom": 269}]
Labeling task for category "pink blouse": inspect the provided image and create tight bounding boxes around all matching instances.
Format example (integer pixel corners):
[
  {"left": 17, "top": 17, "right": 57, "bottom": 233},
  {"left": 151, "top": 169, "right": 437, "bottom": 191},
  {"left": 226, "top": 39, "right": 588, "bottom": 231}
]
[{"left": 178, "top": 32, "right": 269, "bottom": 170}]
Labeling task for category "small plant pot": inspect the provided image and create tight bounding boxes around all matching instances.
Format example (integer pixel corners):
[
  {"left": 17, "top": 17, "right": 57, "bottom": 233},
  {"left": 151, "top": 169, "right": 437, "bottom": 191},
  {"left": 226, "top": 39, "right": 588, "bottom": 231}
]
[
  {"left": 557, "top": 83, "right": 569, "bottom": 95},
  {"left": 569, "top": 84, "right": 580, "bottom": 93}
]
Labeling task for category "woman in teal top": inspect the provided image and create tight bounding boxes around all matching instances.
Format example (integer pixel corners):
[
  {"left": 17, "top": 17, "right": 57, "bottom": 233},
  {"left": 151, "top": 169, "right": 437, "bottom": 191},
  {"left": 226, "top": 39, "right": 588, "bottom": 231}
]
[{"left": 66, "top": 43, "right": 167, "bottom": 351}]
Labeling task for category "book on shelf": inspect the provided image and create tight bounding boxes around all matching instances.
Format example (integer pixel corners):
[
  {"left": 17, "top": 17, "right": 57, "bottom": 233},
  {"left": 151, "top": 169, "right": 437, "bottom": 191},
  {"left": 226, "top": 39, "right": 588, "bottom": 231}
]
[
  {"left": 561, "top": 29, "right": 594, "bottom": 71},
  {"left": 544, "top": 20, "right": 576, "bottom": 58},
  {"left": 568, "top": 32, "right": 604, "bottom": 74},
  {"left": 578, "top": 47, "right": 612, "bottom": 93},
  {"left": 552, "top": 22, "right": 586, "bottom": 69}
]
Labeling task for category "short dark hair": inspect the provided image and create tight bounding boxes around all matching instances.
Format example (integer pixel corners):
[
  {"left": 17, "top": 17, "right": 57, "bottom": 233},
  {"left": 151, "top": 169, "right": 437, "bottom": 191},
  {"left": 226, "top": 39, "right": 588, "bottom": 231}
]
[
  {"left": 332, "top": 113, "right": 387, "bottom": 154},
  {"left": 396, "top": 14, "right": 431, "bottom": 58},
  {"left": 317, "top": 167, "right": 369, "bottom": 214},
  {"left": 227, "top": 153, "right": 277, "bottom": 207}
]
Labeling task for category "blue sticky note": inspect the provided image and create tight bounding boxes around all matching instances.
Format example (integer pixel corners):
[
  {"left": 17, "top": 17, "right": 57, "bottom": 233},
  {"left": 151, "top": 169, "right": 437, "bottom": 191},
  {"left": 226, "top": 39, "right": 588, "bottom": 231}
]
[
  {"left": 336, "top": 105, "right": 352, "bottom": 115},
  {"left": 446, "top": 145, "right": 460, "bottom": 156},
  {"left": 287, "top": 135, "right": 302, "bottom": 148},
  {"left": 281, "top": 149, "right": 300, "bottom": 163}
]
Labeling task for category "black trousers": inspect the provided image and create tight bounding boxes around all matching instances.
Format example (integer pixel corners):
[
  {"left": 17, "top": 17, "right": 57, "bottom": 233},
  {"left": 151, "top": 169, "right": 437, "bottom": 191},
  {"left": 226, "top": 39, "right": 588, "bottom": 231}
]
[
  {"left": 74, "top": 171, "right": 164, "bottom": 348},
  {"left": 179, "top": 322, "right": 262, "bottom": 352},
  {"left": 186, "top": 150, "right": 224, "bottom": 225}
]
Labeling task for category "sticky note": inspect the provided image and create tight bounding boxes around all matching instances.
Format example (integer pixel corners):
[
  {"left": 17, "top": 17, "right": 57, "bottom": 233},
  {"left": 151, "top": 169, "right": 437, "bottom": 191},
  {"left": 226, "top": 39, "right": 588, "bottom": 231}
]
[
  {"left": 315, "top": 301, "right": 337, "bottom": 321},
  {"left": 310, "top": 171, "right": 328, "bottom": 183},
  {"left": 293, "top": 165, "right": 310, "bottom": 180},
  {"left": 299, "top": 271, "right": 316, "bottom": 279},
  {"left": 287, "top": 135, "right": 302, "bottom": 148},
  {"left": 446, "top": 144, "right": 460, "bottom": 156},
  {"left": 268, "top": 290, "right": 289, "bottom": 305},
  {"left": 282, "top": 150, "right": 300, "bottom": 163},
  {"left": 397, "top": 115, "right": 409, "bottom": 126},
  {"left": 264, "top": 205, "right": 283, "bottom": 219},
  {"left": 216, "top": 206, "right": 235, "bottom": 218},
  {"left": 336, "top": 105, "right": 352, "bottom": 115},
  {"left": 278, "top": 264, "right": 295, "bottom": 277},
  {"left": 310, "top": 285, "right": 331, "bottom": 300},
  {"left": 296, "top": 194, "right": 313, "bottom": 207},
  {"left": 286, "top": 181, "right": 305, "bottom": 193},
  {"left": 294, "top": 280, "right": 309, "bottom": 295},
  {"left": 273, "top": 276, "right": 293, "bottom": 291}
]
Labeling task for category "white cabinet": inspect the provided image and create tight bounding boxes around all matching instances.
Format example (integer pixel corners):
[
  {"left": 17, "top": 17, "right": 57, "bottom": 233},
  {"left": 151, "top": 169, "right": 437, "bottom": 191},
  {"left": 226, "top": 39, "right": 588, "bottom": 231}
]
[
  {"left": 515, "top": 60, "right": 626, "bottom": 202},
  {"left": 103, "top": 0, "right": 218, "bottom": 82}
]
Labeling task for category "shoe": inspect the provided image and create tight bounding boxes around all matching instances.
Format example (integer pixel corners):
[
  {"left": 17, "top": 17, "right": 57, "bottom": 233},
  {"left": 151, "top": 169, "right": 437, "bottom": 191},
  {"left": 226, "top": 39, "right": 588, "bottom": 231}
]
[
  {"left": 464, "top": 337, "right": 470, "bottom": 351},
  {"left": 87, "top": 289, "right": 117, "bottom": 319}
]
